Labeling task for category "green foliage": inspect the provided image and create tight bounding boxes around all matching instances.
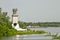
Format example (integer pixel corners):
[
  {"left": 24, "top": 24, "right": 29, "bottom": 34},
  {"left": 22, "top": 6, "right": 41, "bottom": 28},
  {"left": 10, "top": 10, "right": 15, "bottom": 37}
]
[
  {"left": 7, "top": 29, "right": 17, "bottom": 36},
  {"left": 17, "top": 30, "right": 46, "bottom": 35},
  {"left": 0, "top": 26, "right": 9, "bottom": 36},
  {"left": 52, "top": 34, "right": 60, "bottom": 39},
  {"left": 18, "top": 21, "right": 26, "bottom": 28},
  {"left": 46, "top": 33, "right": 60, "bottom": 40},
  {"left": 0, "top": 8, "right": 17, "bottom": 37},
  {"left": 36, "top": 30, "right": 46, "bottom": 34}
]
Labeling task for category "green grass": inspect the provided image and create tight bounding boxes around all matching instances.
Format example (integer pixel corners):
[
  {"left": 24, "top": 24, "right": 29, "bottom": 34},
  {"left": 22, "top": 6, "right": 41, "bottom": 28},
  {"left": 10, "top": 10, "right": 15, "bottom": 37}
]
[
  {"left": 52, "top": 34, "right": 60, "bottom": 40},
  {"left": 45, "top": 32, "right": 60, "bottom": 40},
  {"left": 17, "top": 30, "right": 46, "bottom": 35}
]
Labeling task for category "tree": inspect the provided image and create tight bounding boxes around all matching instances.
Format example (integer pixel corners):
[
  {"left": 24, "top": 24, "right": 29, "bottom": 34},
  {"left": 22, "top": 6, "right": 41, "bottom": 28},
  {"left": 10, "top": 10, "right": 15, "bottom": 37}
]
[
  {"left": 18, "top": 21, "right": 26, "bottom": 29},
  {"left": 0, "top": 8, "right": 17, "bottom": 37}
]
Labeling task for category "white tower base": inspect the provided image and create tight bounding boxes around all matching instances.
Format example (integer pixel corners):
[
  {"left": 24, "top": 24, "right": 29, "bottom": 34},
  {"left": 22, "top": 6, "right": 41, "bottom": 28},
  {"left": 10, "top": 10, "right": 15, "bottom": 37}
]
[
  {"left": 12, "top": 8, "right": 27, "bottom": 31},
  {"left": 12, "top": 24, "right": 27, "bottom": 31}
]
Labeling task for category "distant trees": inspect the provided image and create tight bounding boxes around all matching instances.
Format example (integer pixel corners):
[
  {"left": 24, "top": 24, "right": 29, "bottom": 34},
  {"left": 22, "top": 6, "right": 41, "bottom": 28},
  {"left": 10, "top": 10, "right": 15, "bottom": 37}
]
[{"left": 23, "top": 22, "right": 60, "bottom": 27}]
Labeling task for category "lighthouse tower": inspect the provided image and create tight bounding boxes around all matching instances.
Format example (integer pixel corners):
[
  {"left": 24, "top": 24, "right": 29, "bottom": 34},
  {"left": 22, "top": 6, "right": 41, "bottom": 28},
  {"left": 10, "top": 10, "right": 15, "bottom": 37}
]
[
  {"left": 12, "top": 8, "right": 18, "bottom": 25},
  {"left": 12, "top": 8, "right": 21, "bottom": 31},
  {"left": 12, "top": 8, "right": 27, "bottom": 31}
]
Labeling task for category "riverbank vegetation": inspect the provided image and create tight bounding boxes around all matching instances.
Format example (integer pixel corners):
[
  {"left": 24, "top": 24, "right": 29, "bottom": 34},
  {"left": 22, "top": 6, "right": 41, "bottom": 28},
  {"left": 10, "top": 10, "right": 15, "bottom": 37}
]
[
  {"left": 46, "top": 32, "right": 60, "bottom": 40},
  {"left": 0, "top": 8, "right": 17, "bottom": 37},
  {"left": 24, "top": 22, "right": 60, "bottom": 27},
  {"left": 17, "top": 29, "right": 46, "bottom": 35},
  {"left": 52, "top": 34, "right": 60, "bottom": 40}
]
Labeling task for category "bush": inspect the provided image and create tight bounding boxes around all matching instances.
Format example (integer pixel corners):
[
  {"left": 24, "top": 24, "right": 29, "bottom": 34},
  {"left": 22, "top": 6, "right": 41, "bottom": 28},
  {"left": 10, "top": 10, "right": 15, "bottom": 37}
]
[
  {"left": 0, "top": 8, "right": 17, "bottom": 37},
  {"left": 7, "top": 29, "right": 17, "bottom": 36}
]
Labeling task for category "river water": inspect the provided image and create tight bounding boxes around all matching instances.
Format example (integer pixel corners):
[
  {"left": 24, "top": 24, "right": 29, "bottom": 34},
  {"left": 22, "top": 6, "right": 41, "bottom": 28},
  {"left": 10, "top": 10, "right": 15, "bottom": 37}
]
[
  {"left": 0, "top": 27, "right": 60, "bottom": 40},
  {"left": 30, "top": 27, "right": 60, "bottom": 35}
]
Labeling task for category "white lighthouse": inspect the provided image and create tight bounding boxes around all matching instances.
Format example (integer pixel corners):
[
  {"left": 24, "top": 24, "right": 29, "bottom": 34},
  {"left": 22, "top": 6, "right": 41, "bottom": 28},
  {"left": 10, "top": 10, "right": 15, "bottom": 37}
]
[
  {"left": 12, "top": 8, "right": 27, "bottom": 31},
  {"left": 12, "top": 8, "right": 18, "bottom": 24}
]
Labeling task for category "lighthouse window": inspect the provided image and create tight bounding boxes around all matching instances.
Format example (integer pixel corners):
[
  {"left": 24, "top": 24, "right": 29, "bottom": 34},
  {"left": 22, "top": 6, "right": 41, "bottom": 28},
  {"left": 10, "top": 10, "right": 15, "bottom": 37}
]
[{"left": 14, "top": 23, "right": 17, "bottom": 26}]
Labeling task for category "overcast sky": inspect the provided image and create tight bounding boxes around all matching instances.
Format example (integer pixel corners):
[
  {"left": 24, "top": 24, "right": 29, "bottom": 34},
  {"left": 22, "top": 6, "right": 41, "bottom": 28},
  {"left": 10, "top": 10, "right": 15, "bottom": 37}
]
[{"left": 0, "top": 0, "right": 60, "bottom": 22}]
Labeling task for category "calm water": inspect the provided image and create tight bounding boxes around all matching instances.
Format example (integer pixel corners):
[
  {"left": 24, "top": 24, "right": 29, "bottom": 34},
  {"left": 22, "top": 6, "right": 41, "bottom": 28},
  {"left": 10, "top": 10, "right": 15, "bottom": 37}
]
[
  {"left": 30, "top": 27, "right": 60, "bottom": 35},
  {"left": 0, "top": 27, "right": 60, "bottom": 40}
]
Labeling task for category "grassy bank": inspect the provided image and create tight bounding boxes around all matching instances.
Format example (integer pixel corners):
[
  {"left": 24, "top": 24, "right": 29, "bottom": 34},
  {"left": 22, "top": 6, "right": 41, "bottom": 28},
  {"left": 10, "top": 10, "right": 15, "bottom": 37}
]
[{"left": 17, "top": 29, "right": 46, "bottom": 35}]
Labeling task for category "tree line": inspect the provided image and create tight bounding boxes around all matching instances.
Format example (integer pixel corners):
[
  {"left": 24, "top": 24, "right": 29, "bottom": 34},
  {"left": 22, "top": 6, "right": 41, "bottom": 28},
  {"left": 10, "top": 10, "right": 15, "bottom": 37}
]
[{"left": 23, "top": 22, "right": 60, "bottom": 27}]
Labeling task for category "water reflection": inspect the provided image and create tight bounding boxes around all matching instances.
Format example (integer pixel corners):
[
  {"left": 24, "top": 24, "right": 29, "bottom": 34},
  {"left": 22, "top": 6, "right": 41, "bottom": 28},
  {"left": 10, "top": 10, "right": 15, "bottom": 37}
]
[{"left": 0, "top": 34, "right": 52, "bottom": 40}]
